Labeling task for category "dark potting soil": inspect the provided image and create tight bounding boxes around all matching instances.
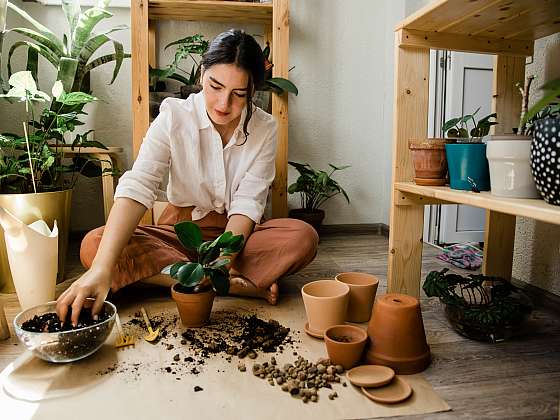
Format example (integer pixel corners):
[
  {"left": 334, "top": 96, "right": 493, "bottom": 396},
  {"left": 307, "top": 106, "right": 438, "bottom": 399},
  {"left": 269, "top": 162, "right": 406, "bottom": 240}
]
[
  {"left": 21, "top": 308, "right": 111, "bottom": 333},
  {"left": 330, "top": 335, "right": 353, "bottom": 343}
]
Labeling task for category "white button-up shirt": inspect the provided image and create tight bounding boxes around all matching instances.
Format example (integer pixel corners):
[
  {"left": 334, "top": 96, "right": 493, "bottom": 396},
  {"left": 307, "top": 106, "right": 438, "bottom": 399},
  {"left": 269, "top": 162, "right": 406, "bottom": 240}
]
[{"left": 114, "top": 92, "right": 278, "bottom": 223}]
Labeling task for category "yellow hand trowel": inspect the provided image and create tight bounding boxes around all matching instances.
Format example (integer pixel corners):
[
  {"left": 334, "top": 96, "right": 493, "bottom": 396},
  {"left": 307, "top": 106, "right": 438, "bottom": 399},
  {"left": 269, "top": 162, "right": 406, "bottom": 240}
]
[{"left": 141, "top": 307, "right": 160, "bottom": 342}]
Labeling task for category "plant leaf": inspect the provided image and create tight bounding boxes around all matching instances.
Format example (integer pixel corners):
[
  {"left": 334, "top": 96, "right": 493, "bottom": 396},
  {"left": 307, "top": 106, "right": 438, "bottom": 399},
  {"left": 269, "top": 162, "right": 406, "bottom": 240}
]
[
  {"left": 174, "top": 221, "right": 203, "bottom": 252},
  {"left": 209, "top": 269, "right": 229, "bottom": 296},
  {"left": 71, "top": 6, "right": 113, "bottom": 58},
  {"left": 177, "top": 262, "right": 204, "bottom": 287},
  {"left": 78, "top": 25, "right": 127, "bottom": 64},
  {"left": 265, "top": 77, "right": 298, "bottom": 95}
]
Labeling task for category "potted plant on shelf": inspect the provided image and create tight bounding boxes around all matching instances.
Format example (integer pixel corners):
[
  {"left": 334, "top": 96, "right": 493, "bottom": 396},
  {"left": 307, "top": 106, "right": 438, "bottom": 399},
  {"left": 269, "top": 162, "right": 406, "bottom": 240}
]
[
  {"left": 287, "top": 161, "right": 350, "bottom": 231},
  {"left": 0, "top": 72, "right": 111, "bottom": 294},
  {"left": 149, "top": 34, "right": 208, "bottom": 118},
  {"left": 443, "top": 107, "right": 497, "bottom": 192},
  {"left": 163, "top": 221, "right": 244, "bottom": 327},
  {"left": 423, "top": 269, "right": 532, "bottom": 343},
  {"left": 520, "top": 78, "right": 560, "bottom": 205},
  {"left": 408, "top": 137, "right": 449, "bottom": 186}
]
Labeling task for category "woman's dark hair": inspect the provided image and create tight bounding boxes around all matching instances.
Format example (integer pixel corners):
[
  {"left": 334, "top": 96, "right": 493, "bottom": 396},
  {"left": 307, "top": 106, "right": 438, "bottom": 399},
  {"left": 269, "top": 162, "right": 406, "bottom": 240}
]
[{"left": 201, "top": 29, "right": 265, "bottom": 145}]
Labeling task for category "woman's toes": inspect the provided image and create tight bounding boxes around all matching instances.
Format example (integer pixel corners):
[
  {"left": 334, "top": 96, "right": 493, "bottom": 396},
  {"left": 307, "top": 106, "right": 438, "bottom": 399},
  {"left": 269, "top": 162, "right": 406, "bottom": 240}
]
[{"left": 267, "top": 283, "right": 279, "bottom": 305}]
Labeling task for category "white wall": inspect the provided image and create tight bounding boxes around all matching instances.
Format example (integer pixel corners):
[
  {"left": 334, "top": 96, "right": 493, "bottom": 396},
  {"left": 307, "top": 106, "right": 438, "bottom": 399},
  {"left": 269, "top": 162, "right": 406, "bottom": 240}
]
[{"left": 0, "top": 0, "right": 405, "bottom": 230}]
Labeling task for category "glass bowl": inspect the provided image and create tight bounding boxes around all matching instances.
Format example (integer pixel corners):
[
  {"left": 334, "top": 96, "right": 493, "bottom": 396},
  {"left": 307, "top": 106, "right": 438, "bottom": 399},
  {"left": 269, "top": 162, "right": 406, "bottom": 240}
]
[{"left": 13, "top": 300, "right": 116, "bottom": 363}]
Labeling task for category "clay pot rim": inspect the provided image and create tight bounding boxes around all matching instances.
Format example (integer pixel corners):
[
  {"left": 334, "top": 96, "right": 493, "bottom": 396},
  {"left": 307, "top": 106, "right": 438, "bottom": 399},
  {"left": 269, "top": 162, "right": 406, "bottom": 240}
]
[
  {"left": 301, "top": 279, "right": 349, "bottom": 299},
  {"left": 489, "top": 134, "right": 532, "bottom": 141},
  {"left": 171, "top": 283, "right": 216, "bottom": 298},
  {"left": 408, "top": 138, "right": 448, "bottom": 150},
  {"left": 335, "top": 272, "right": 379, "bottom": 287},
  {"left": 324, "top": 324, "right": 368, "bottom": 345}
]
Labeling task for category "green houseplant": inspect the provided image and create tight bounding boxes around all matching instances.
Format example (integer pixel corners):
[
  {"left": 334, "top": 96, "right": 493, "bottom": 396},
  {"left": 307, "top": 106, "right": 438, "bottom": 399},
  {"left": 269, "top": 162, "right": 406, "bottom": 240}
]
[
  {"left": 163, "top": 221, "right": 244, "bottom": 327},
  {"left": 443, "top": 108, "right": 497, "bottom": 192},
  {"left": 423, "top": 269, "right": 532, "bottom": 343},
  {"left": 2, "top": 0, "right": 128, "bottom": 94},
  {"left": 287, "top": 161, "right": 350, "bottom": 230}
]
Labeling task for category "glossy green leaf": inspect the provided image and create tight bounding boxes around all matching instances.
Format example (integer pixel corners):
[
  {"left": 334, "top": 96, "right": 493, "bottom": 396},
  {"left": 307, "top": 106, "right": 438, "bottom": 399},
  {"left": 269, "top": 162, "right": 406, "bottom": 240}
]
[
  {"left": 174, "top": 221, "right": 203, "bottom": 252},
  {"left": 177, "top": 262, "right": 204, "bottom": 288},
  {"left": 265, "top": 77, "right": 298, "bottom": 95},
  {"left": 209, "top": 269, "right": 229, "bottom": 296}
]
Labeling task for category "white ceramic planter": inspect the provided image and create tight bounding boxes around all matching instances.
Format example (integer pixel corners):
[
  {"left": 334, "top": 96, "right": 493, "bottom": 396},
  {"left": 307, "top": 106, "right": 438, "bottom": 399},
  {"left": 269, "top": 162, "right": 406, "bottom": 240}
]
[{"left": 486, "top": 136, "right": 539, "bottom": 198}]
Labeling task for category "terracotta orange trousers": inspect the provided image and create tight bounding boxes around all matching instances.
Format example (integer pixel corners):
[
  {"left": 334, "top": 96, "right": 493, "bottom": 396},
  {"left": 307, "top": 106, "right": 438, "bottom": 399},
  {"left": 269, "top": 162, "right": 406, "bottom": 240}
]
[{"left": 80, "top": 205, "right": 319, "bottom": 292}]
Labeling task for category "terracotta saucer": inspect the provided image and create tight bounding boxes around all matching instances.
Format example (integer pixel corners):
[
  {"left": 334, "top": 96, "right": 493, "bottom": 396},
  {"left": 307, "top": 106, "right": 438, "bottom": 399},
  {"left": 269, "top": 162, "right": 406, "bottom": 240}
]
[
  {"left": 361, "top": 376, "right": 413, "bottom": 404},
  {"left": 346, "top": 365, "right": 395, "bottom": 387},
  {"left": 304, "top": 322, "right": 324, "bottom": 339}
]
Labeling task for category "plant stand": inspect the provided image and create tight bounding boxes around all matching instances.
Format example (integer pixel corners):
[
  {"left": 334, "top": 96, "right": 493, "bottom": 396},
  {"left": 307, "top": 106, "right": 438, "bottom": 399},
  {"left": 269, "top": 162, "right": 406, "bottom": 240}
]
[{"left": 389, "top": 0, "right": 560, "bottom": 296}]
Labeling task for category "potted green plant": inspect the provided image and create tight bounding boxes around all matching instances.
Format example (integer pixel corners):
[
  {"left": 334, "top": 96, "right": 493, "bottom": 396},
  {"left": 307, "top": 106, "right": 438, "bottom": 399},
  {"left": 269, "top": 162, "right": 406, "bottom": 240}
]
[
  {"left": 423, "top": 269, "right": 532, "bottom": 343},
  {"left": 443, "top": 107, "right": 497, "bottom": 191},
  {"left": 0, "top": 71, "right": 111, "bottom": 294},
  {"left": 520, "top": 78, "right": 560, "bottom": 205},
  {"left": 163, "top": 221, "right": 244, "bottom": 327},
  {"left": 287, "top": 162, "right": 350, "bottom": 230}
]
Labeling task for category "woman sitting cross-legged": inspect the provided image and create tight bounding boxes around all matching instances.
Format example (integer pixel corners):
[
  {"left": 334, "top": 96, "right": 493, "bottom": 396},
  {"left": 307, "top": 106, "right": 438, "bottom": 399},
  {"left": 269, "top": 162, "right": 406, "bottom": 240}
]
[{"left": 56, "top": 29, "right": 319, "bottom": 326}]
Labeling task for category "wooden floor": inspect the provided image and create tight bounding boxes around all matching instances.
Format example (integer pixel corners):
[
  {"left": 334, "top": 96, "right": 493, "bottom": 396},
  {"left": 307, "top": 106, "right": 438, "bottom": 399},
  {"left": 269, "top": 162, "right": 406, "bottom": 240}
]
[{"left": 1, "top": 231, "right": 559, "bottom": 419}]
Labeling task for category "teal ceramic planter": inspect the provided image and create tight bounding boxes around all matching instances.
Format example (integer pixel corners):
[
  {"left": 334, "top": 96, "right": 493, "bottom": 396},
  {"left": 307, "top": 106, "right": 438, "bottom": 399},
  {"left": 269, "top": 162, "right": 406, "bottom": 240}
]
[{"left": 445, "top": 143, "right": 490, "bottom": 191}]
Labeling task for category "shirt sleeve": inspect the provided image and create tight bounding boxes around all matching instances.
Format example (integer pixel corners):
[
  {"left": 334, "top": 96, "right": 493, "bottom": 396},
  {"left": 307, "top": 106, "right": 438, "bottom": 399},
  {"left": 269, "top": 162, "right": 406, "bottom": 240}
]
[
  {"left": 114, "top": 99, "right": 173, "bottom": 209},
  {"left": 228, "top": 120, "right": 278, "bottom": 223}
]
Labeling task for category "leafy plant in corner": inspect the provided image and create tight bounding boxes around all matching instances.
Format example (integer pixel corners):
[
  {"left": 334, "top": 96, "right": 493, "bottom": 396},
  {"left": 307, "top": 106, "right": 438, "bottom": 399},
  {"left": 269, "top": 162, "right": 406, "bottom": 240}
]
[
  {"left": 163, "top": 221, "right": 244, "bottom": 295},
  {"left": 423, "top": 269, "right": 532, "bottom": 342},
  {"left": 288, "top": 162, "right": 350, "bottom": 211},
  {"left": 442, "top": 107, "right": 498, "bottom": 142}
]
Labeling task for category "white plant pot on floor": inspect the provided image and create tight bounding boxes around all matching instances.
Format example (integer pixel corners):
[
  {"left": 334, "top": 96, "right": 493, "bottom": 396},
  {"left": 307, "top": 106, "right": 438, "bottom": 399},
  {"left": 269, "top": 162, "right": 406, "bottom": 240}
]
[
  {"left": 0, "top": 208, "right": 58, "bottom": 310},
  {"left": 487, "top": 135, "right": 539, "bottom": 198}
]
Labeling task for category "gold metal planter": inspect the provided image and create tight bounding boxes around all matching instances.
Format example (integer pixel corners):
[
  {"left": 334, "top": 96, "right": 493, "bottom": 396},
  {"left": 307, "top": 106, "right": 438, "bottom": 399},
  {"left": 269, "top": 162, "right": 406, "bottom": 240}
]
[{"left": 0, "top": 189, "right": 72, "bottom": 293}]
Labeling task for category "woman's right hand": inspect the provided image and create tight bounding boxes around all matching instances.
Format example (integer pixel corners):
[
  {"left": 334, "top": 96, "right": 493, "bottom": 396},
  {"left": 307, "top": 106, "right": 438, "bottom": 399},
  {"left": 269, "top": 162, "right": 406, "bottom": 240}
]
[{"left": 56, "top": 266, "right": 112, "bottom": 327}]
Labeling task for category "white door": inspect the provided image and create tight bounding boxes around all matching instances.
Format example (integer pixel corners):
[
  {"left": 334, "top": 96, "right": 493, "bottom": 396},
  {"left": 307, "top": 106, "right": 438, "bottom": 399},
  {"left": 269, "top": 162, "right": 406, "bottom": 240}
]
[{"left": 425, "top": 51, "right": 494, "bottom": 245}]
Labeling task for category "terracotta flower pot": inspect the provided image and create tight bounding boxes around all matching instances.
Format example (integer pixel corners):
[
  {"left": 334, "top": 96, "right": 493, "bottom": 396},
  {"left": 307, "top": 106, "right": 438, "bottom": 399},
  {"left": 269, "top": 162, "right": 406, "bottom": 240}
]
[
  {"left": 365, "top": 293, "right": 431, "bottom": 374},
  {"left": 171, "top": 284, "right": 216, "bottom": 327},
  {"left": 324, "top": 324, "right": 368, "bottom": 369},
  {"left": 301, "top": 280, "right": 349, "bottom": 336},
  {"left": 335, "top": 272, "right": 379, "bottom": 323},
  {"left": 408, "top": 138, "right": 448, "bottom": 186}
]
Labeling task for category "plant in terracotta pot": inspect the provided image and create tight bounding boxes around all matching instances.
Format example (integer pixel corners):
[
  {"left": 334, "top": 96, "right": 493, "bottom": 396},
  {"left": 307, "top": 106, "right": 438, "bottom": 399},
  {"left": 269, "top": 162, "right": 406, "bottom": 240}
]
[
  {"left": 423, "top": 269, "right": 533, "bottom": 343},
  {"left": 287, "top": 162, "right": 350, "bottom": 230},
  {"left": 163, "top": 221, "right": 244, "bottom": 327},
  {"left": 519, "top": 77, "right": 560, "bottom": 205},
  {"left": 443, "top": 108, "right": 497, "bottom": 191}
]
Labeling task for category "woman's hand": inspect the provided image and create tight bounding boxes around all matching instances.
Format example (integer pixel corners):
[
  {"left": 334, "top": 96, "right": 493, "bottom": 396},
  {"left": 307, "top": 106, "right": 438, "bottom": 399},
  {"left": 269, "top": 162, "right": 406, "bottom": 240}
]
[{"left": 56, "top": 266, "right": 112, "bottom": 327}]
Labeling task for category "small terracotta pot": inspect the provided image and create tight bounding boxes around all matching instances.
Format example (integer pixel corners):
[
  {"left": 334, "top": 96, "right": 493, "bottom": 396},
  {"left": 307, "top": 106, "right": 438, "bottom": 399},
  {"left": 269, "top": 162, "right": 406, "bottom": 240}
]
[
  {"left": 408, "top": 138, "right": 448, "bottom": 186},
  {"left": 301, "top": 280, "right": 349, "bottom": 336},
  {"left": 365, "top": 293, "right": 431, "bottom": 374},
  {"left": 335, "top": 272, "right": 379, "bottom": 323},
  {"left": 324, "top": 324, "right": 368, "bottom": 369},
  {"left": 171, "top": 284, "right": 216, "bottom": 327}
]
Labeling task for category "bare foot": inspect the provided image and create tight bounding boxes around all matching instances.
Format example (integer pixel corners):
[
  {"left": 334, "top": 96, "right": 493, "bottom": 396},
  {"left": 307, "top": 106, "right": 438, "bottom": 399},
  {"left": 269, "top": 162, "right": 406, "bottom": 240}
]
[{"left": 229, "top": 276, "right": 279, "bottom": 305}]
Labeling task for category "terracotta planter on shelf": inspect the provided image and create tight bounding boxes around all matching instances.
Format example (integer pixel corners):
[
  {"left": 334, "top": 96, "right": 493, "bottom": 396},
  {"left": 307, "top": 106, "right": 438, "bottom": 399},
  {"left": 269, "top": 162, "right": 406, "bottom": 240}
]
[
  {"left": 335, "top": 272, "right": 379, "bottom": 323},
  {"left": 288, "top": 209, "right": 324, "bottom": 231},
  {"left": 171, "top": 284, "right": 216, "bottom": 327},
  {"left": 324, "top": 324, "right": 368, "bottom": 369},
  {"left": 365, "top": 293, "right": 431, "bottom": 374},
  {"left": 301, "top": 279, "right": 349, "bottom": 337},
  {"left": 408, "top": 138, "right": 448, "bottom": 186}
]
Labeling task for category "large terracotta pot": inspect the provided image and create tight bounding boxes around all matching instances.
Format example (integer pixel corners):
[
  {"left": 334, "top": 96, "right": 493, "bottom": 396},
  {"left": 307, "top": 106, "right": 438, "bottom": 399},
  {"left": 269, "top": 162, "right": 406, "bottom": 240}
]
[
  {"left": 0, "top": 189, "right": 72, "bottom": 293},
  {"left": 365, "top": 293, "right": 431, "bottom": 374},
  {"left": 301, "top": 279, "right": 349, "bottom": 336},
  {"left": 335, "top": 272, "right": 379, "bottom": 323},
  {"left": 171, "top": 284, "right": 216, "bottom": 327},
  {"left": 324, "top": 324, "right": 368, "bottom": 370},
  {"left": 408, "top": 138, "right": 448, "bottom": 186}
]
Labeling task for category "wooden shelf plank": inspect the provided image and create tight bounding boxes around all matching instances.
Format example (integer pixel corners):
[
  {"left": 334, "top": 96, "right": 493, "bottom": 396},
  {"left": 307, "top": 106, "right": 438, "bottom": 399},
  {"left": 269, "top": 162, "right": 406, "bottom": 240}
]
[
  {"left": 149, "top": 0, "right": 273, "bottom": 23},
  {"left": 396, "top": 0, "right": 560, "bottom": 43},
  {"left": 394, "top": 182, "right": 560, "bottom": 225}
]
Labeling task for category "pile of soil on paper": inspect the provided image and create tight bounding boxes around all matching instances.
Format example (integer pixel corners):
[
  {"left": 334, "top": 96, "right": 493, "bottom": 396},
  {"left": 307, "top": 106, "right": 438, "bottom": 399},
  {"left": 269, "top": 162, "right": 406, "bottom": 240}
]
[{"left": 21, "top": 308, "right": 111, "bottom": 333}]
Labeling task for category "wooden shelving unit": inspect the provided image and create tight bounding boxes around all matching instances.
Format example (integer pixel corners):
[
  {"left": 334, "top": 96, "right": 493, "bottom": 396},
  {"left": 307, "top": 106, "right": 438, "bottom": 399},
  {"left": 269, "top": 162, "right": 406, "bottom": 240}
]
[
  {"left": 131, "top": 0, "right": 290, "bottom": 223},
  {"left": 389, "top": 0, "right": 560, "bottom": 297}
]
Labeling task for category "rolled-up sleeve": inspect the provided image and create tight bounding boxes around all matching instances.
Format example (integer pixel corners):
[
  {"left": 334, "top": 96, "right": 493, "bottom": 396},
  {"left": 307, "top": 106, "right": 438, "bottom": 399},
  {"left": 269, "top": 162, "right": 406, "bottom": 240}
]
[
  {"left": 228, "top": 121, "right": 278, "bottom": 223},
  {"left": 114, "top": 99, "right": 172, "bottom": 209}
]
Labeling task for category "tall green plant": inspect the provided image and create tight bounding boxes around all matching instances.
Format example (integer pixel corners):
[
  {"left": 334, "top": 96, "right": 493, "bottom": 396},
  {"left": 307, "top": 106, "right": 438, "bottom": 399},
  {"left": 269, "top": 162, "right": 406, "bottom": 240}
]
[
  {"left": 4, "top": 0, "right": 129, "bottom": 93},
  {"left": 288, "top": 162, "right": 350, "bottom": 212}
]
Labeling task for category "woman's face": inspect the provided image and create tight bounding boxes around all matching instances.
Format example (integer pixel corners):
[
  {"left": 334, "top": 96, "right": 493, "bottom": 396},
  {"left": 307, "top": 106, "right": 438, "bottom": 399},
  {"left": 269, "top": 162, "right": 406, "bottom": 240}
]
[{"left": 202, "top": 63, "right": 250, "bottom": 128}]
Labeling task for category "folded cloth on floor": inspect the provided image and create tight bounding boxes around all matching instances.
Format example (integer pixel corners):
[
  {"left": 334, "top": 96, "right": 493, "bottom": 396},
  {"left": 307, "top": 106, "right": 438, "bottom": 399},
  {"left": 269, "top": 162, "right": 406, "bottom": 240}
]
[{"left": 437, "top": 242, "right": 483, "bottom": 270}]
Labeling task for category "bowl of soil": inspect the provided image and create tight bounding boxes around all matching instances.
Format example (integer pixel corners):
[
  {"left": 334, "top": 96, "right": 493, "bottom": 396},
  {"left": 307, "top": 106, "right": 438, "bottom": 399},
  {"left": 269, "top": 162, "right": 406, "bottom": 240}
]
[{"left": 14, "top": 300, "right": 116, "bottom": 363}]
